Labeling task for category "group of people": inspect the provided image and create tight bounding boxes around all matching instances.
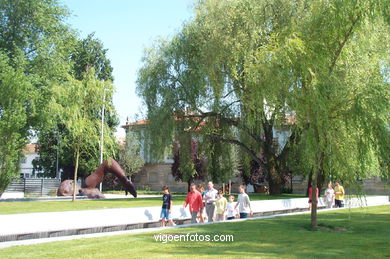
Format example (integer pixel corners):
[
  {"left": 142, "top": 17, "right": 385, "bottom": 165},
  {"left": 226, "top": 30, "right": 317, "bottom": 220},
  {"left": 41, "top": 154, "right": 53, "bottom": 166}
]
[
  {"left": 308, "top": 181, "right": 345, "bottom": 210},
  {"left": 160, "top": 181, "right": 253, "bottom": 226},
  {"left": 161, "top": 180, "right": 346, "bottom": 226}
]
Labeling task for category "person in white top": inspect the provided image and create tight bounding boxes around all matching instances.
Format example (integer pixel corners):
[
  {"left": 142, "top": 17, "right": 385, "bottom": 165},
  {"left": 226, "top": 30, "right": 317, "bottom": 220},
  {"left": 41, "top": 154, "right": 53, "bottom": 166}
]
[
  {"left": 235, "top": 185, "right": 253, "bottom": 218},
  {"left": 226, "top": 195, "right": 238, "bottom": 220},
  {"left": 324, "top": 183, "right": 335, "bottom": 208},
  {"left": 203, "top": 181, "right": 218, "bottom": 222}
]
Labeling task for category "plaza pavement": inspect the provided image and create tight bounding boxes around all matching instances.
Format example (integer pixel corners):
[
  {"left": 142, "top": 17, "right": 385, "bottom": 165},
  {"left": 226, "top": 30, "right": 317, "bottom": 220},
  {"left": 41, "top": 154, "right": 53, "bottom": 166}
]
[{"left": 0, "top": 195, "right": 388, "bottom": 249}]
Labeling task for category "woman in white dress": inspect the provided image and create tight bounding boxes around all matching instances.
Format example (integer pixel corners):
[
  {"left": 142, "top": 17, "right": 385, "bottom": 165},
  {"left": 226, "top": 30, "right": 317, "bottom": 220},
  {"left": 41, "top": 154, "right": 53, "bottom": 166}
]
[{"left": 324, "top": 183, "right": 335, "bottom": 208}]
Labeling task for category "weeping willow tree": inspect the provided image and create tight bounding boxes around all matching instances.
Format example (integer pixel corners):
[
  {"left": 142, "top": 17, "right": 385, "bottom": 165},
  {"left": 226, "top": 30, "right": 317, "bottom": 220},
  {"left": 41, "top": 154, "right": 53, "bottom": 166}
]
[
  {"left": 137, "top": 0, "right": 302, "bottom": 193},
  {"left": 137, "top": 0, "right": 389, "bottom": 218},
  {"left": 281, "top": 0, "right": 390, "bottom": 229}
]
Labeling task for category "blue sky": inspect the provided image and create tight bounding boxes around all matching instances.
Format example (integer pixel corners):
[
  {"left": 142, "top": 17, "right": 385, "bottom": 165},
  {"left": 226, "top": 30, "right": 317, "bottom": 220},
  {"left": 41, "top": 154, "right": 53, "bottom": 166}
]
[{"left": 61, "top": 0, "right": 194, "bottom": 137}]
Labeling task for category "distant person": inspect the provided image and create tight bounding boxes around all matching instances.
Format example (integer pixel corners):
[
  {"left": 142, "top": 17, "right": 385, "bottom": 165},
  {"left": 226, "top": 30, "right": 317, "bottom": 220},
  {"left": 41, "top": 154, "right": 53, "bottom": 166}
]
[
  {"left": 226, "top": 195, "right": 237, "bottom": 220},
  {"left": 203, "top": 181, "right": 218, "bottom": 222},
  {"left": 160, "top": 186, "right": 175, "bottom": 227},
  {"left": 235, "top": 185, "right": 253, "bottom": 218},
  {"left": 197, "top": 184, "right": 205, "bottom": 223},
  {"left": 215, "top": 190, "right": 227, "bottom": 221},
  {"left": 324, "top": 183, "right": 335, "bottom": 208},
  {"left": 308, "top": 184, "right": 319, "bottom": 211},
  {"left": 183, "top": 183, "right": 204, "bottom": 224},
  {"left": 334, "top": 181, "right": 345, "bottom": 208}
]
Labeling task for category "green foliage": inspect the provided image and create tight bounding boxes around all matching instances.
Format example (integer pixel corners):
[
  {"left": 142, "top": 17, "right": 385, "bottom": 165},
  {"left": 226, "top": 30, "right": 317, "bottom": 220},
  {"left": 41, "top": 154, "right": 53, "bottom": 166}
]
[
  {"left": 136, "top": 0, "right": 297, "bottom": 186},
  {"left": 0, "top": 52, "right": 32, "bottom": 195},
  {"left": 279, "top": 0, "right": 390, "bottom": 187},
  {"left": 0, "top": 0, "right": 76, "bottom": 186},
  {"left": 0, "top": 0, "right": 119, "bottom": 195},
  {"left": 137, "top": 0, "right": 389, "bottom": 202},
  {"left": 117, "top": 130, "right": 144, "bottom": 177},
  {"left": 71, "top": 33, "right": 114, "bottom": 81},
  {"left": 51, "top": 70, "right": 117, "bottom": 173}
]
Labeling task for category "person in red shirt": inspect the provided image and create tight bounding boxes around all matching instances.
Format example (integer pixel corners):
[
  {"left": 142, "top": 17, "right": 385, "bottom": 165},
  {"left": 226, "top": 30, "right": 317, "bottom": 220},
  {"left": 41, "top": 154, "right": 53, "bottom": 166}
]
[
  {"left": 308, "top": 184, "right": 319, "bottom": 211},
  {"left": 183, "top": 183, "right": 204, "bottom": 224}
]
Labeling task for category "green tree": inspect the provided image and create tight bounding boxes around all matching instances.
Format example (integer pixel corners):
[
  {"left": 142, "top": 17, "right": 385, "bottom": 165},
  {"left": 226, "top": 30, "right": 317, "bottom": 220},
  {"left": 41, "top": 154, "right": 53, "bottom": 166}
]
[
  {"left": 71, "top": 33, "right": 114, "bottom": 81},
  {"left": 137, "top": 0, "right": 389, "bottom": 230},
  {"left": 275, "top": 0, "right": 389, "bottom": 229},
  {"left": 50, "top": 70, "right": 116, "bottom": 201},
  {"left": 0, "top": 53, "right": 32, "bottom": 196},
  {"left": 116, "top": 130, "right": 144, "bottom": 179},
  {"left": 136, "top": 0, "right": 300, "bottom": 193},
  {"left": 0, "top": 0, "right": 76, "bottom": 189},
  {"left": 35, "top": 33, "right": 119, "bottom": 180}
]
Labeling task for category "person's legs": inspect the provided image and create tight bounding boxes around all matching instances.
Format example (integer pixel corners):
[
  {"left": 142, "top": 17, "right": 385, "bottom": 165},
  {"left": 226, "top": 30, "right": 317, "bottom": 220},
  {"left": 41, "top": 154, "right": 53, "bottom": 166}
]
[
  {"left": 227, "top": 216, "right": 235, "bottom": 220},
  {"left": 198, "top": 208, "right": 205, "bottom": 223},
  {"left": 239, "top": 212, "right": 248, "bottom": 219},
  {"left": 165, "top": 210, "right": 175, "bottom": 226},
  {"left": 206, "top": 203, "right": 215, "bottom": 222},
  {"left": 335, "top": 199, "right": 340, "bottom": 208},
  {"left": 191, "top": 211, "right": 198, "bottom": 223},
  {"left": 160, "top": 209, "right": 167, "bottom": 227}
]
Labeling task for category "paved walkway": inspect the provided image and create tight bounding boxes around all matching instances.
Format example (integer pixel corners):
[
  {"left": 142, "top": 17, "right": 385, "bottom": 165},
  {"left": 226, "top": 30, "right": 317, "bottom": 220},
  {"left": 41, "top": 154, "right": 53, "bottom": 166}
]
[
  {"left": 0, "top": 193, "right": 160, "bottom": 202},
  {"left": 1, "top": 204, "right": 389, "bottom": 249},
  {"left": 0, "top": 196, "right": 388, "bottom": 249}
]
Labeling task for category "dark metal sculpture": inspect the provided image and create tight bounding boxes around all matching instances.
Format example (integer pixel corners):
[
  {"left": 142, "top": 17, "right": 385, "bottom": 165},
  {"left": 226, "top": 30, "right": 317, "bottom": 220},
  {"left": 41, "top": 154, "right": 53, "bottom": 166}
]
[{"left": 57, "top": 158, "right": 137, "bottom": 198}]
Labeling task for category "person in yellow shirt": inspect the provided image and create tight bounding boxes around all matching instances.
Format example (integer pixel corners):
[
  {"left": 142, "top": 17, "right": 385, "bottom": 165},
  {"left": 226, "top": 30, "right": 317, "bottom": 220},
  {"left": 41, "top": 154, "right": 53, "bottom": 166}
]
[
  {"left": 215, "top": 190, "right": 227, "bottom": 221},
  {"left": 334, "top": 181, "right": 345, "bottom": 208}
]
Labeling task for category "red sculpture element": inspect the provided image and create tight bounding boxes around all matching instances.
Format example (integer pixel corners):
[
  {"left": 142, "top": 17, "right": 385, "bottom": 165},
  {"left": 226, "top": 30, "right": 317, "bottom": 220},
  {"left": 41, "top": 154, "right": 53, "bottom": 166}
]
[{"left": 57, "top": 158, "right": 137, "bottom": 198}]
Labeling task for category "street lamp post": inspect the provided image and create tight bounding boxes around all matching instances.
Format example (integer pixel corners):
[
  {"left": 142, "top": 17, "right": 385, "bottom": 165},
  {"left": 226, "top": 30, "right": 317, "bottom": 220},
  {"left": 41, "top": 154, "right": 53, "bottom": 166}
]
[
  {"left": 99, "top": 88, "right": 106, "bottom": 192},
  {"left": 56, "top": 131, "right": 60, "bottom": 180}
]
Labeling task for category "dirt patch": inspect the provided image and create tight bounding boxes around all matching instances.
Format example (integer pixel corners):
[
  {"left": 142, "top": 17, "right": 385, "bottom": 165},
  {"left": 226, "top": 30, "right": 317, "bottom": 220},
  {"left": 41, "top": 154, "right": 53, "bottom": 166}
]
[{"left": 317, "top": 225, "right": 348, "bottom": 232}]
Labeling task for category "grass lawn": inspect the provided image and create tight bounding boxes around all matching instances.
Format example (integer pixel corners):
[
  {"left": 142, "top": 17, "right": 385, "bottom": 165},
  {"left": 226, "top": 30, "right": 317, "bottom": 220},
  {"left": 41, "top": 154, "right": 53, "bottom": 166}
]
[
  {"left": 0, "top": 205, "right": 389, "bottom": 258},
  {"left": 0, "top": 193, "right": 304, "bottom": 215}
]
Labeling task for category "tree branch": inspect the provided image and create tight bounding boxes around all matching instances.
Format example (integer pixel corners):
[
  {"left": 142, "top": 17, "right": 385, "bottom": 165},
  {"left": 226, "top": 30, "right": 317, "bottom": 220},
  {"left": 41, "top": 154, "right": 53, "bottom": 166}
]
[
  {"left": 180, "top": 111, "right": 264, "bottom": 144},
  {"left": 207, "top": 133, "right": 266, "bottom": 168},
  {"left": 329, "top": 14, "right": 361, "bottom": 74}
]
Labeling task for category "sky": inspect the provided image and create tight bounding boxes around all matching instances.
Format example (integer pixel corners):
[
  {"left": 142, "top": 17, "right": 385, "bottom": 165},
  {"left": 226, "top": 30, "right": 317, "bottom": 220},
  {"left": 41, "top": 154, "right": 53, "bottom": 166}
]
[{"left": 61, "top": 0, "right": 195, "bottom": 138}]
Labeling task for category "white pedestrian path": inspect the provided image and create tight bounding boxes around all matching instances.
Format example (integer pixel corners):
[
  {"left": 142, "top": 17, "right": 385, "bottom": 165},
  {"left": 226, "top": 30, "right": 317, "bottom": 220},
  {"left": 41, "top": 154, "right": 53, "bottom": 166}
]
[
  {"left": 1, "top": 202, "right": 389, "bottom": 249},
  {"left": 0, "top": 196, "right": 388, "bottom": 249}
]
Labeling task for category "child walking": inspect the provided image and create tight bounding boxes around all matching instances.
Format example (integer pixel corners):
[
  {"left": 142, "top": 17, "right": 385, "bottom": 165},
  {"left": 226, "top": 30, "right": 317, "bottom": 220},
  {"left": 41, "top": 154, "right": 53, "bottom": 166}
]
[
  {"left": 235, "top": 185, "right": 253, "bottom": 218},
  {"left": 160, "top": 186, "right": 175, "bottom": 227},
  {"left": 215, "top": 190, "right": 227, "bottom": 221},
  {"left": 226, "top": 195, "right": 237, "bottom": 220}
]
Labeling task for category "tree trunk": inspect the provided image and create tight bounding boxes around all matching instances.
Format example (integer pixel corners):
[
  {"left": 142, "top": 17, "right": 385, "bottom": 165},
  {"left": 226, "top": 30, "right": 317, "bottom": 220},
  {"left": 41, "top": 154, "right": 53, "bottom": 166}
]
[
  {"left": 72, "top": 148, "right": 80, "bottom": 202},
  {"left": 311, "top": 121, "right": 325, "bottom": 230},
  {"left": 307, "top": 170, "right": 313, "bottom": 197},
  {"left": 317, "top": 170, "right": 325, "bottom": 193},
  {"left": 187, "top": 179, "right": 192, "bottom": 193},
  {"left": 310, "top": 170, "right": 318, "bottom": 230},
  {"left": 267, "top": 157, "right": 282, "bottom": 195}
]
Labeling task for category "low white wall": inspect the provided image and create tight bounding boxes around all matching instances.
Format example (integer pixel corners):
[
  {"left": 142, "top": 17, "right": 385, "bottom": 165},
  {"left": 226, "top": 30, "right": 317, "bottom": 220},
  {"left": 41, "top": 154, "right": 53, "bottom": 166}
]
[
  {"left": 0, "top": 192, "right": 24, "bottom": 199},
  {"left": 1, "top": 196, "right": 388, "bottom": 236},
  {"left": 119, "top": 195, "right": 390, "bottom": 223}
]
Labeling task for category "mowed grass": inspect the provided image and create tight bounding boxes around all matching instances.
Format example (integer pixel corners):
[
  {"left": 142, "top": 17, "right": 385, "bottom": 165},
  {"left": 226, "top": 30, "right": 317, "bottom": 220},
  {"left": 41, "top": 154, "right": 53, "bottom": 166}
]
[
  {"left": 0, "top": 205, "right": 389, "bottom": 259},
  {"left": 0, "top": 193, "right": 304, "bottom": 215}
]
